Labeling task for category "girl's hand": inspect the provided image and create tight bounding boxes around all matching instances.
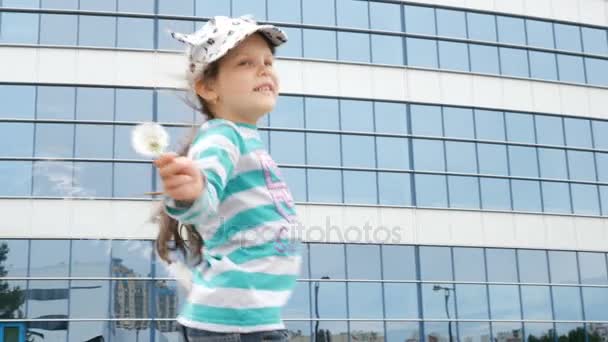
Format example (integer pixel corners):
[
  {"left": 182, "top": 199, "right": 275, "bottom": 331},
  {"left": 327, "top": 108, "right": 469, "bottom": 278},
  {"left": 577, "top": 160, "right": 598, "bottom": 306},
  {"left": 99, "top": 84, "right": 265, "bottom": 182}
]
[{"left": 154, "top": 152, "right": 204, "bottom": 203}]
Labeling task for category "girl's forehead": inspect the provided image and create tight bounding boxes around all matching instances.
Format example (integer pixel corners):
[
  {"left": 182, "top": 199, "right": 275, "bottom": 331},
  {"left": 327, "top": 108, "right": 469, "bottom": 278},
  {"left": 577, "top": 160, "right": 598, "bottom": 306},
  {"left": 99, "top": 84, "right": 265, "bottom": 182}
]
[{"left": 230, "top": 34, "right": 272, "bottom": 55}]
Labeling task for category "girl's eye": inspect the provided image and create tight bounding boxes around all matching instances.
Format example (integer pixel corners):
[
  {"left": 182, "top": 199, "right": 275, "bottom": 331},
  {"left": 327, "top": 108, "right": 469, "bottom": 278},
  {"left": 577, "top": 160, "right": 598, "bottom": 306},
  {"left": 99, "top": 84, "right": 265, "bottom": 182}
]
[{"left": 239, "top": 60, "right": 253, "bottom": 66}]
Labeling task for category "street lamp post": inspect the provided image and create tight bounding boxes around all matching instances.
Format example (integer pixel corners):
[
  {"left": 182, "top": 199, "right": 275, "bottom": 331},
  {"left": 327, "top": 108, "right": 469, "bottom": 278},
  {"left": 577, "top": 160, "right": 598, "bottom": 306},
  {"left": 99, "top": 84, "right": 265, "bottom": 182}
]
[
  {"left": 433, "top": 285, "right": 455, "bottom": 342},
  {"left": 314, "top": 276, "right": 330, "bottom": 342}
]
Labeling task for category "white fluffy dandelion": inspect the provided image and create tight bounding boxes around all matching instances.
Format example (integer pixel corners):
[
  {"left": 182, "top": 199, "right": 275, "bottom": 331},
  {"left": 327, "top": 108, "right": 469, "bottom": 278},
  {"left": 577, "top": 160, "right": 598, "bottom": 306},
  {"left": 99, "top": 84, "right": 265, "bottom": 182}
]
[{"left": 131, "top": 122, "right": 170, "bottom": 158}]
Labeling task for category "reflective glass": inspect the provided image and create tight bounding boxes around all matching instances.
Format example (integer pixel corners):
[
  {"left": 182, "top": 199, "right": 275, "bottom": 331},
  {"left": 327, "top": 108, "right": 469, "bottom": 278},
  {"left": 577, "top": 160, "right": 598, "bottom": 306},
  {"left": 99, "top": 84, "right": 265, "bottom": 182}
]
[
  {"left": 529, "top": 51, "right": 558, "bottom": 81},
  {"left": 446, "top": 141, "right": 477, "bottom": 173},
  {"left": 549, "top": 251, "right": 579, "bottom": 284},
  {"left": 114, "top": 125, "right": 144, "bottom": 159},
  {"left": 422, "top": 284, "right": 456, "bottom": 319},
  {"left": 455, "top": 284, "right": 489, "bottom": 319},
  {"left": 541, "top": 181, "right": 571, "bottom": 214},
  {"left": 555, "top": 23, "right": 582, "bottom": 52},
  {"left": 379, "top": 172, "right": 412, "bottom": 206},
  {"left": 578, "top": 252, "right": 608, "bottom": 285},
  {"left": 0, "top": 240, "right": 29, "bottom": 277},
  {"left": 372, "top": 34, "right": 404, "bottom": 65},
  {"left": 270, "top": 96, "right": 304, "bottom": 128},
  {"left": 75, "top": 124, "right": 113, "bottom": 158},
  {"left": 284, "top": 282, "right": 310, "bottom": 318},
  {"left": 111, "top": 240, "right": 152, "bottom": 277},
  {"left": 0, "top": 123, "right": 34, "bottom": 157},
  {"left": 558, "top": 54, "right": 586, "bottom": 83},
  {"left": 526, "top": 19, "right": 554, "bottom": 49},
  {"left": 375, "top": 102, "right": 407, "bottom": 134},
  {"left": 582, "top": 27, "right": 608, "bottom": 55},
  {"left": 552, "top": 286, "right": 583, "bottom": 320},
  {"left": 505, "top": 112, "right": 535, "bottom": 143},
  {"left": 525, "top": 323, "right": 555, "bottom": 342},
  {"left": 195, "top": 0, "right": 230, "bottom": 17},
  {"left": 377, "top": 137, "right": 409, "bottom": 170},
  {"left": 305, "top": 98, "right": 339, "bottom": 130},
  {"left": 312, "top": 321, "right": 347, "bottom": 341},
  {"left": 480, "top": 177, "right": 511, "bottom": 210},
  {"left": 571, "top": 183, "right": 600, "bottom": 216},
  {"left": 436, "top": 9, "right": 466, "bottom": 39},
  {"left": 497, "top": 16, "right": 526, "bottom": 45},
  {"left": 406, "top": 38, "right": 438, "bottom": 68},
  {"left": 567, "top": 151, "right": 596, "bottom": 181},
  {"left": 597, "top": 153, "right": 608, "bottom": 182},
  {"left": 450, "top": 248, "right": 485, "bottom": 282},
  {"left": 37, "top": 86, "right": 75, "bottom": 119},
  {"left": 582, "top": 287, "right": 608, "bottom": 320},
  {"left": 113, "top": 163, "right": 152, "bottom": 198},
  {"left": 232, "top": 0, "right": 266, "bottom": 20},
  {"left": 277, "top": 26, "right": 302, "bottom": 58},
  {"left": 564, "top": 118, "right": 593, "bottom": 148},
  {"left": 40, "top": 14, "right": 77, "bottom": 45},
  {"left": 521, "top": 286, "right": 553, "bottom": 320},
  {"left": 270, "top": 131, "right": 305, "bottom": 165},
  {"left": 538, "top": 148, "right": 568, "bottom": 179},
  {"left": 3, "top": 279, "right": 26, "bottom": 318},
  {"left": 307, "top": 169, "right": 342, "bottom": 203},
  {"left": 70, "top": 280, "right": 110, "bottom": 318},
  {"left": 79, "top": 15, "right": 116, "bottom": 47},
  {"left": 267, "top": 0, "right": 301, "bottom": 23},
  {"left": 535, "top": 115, "right": 564, "bottom": 146},
  {"left": 585, "top": 57, "right": 608, "bottom": 86},
  {"left": 370, "top": 2, "right": 401, "bottom": 31},
  {"left": 470, "top": 44, "right": 500, "bottom": 74},
  {"left": 2, "top": 0, "right": 39, "bottom": 7},
  {"left": 35, "top": 123, "right": 74, "bottom": 158},
  {"left": 474, "top": 109, "right": 505, "bottom": 141},
  {"left": 424, "top": 322, "right": 453, "bottom": 342},
  {"left": 0, "top": 12, "right": 39, "bottom": 44},
  {"left": 438, "top": 41, "right": 469, "bottom": 72},
  {"left": 346, "top": 245, "right": 380, "bottom": 279},
  {"left": 158, "top": 20, "right": 195, "bottom": 50},
  {"left": 117, "top": 17, "right": 154, "bottom": 49},
  {"left": 336, "top": 0, "right": 369, "bottom": 29},
  {"left": 74, "top": 162, "right": 113, "bottom": 197},
  {"left": 443, "top": 107, "right": 474, "bottom": 139},
  {"left": 40, "top": 0, "right": 76, "bottom": 8},
  {"left": 0, "top": 85, "right": 35, "bottom": 119},
  {"left": 80, "top": 0, "right": 116, "bottom": 11},
  {"left": 382, "top": 245, "right": 416, "bottom": 280},
  {"left": 492, "top": 323, "right": 523, "bottom": 342},
  {"left": 489, "top": 285, "right": 521, "bottom": 319},
  {"left": 302, "top": 0, "right": 335, "bottom": 26},
  {"left": 410, "top": 104, "right": 442, "bottom": 136},
  {"left": 71, "top": 240, "right": 111, "bottom": 277},
  {"left": 115, "top": 88, "right": 153, "bottom": 122},
  {"left": 348, "top": 283, "right": 383, "bottom": 318},
  {"left": 478, "top": 143, "right": 508, "bottom": 176},
  {"left": 30, "top": 240, "right": 69, "bottom": 276},
  {"left": 76, "top": 87, "right": 114, "bottom": 121},
  {"left": 310, "top": 244, "right": 345, "bottom": 279},
  {"left": 555, "top": 323, "right": 585, "bottom": 342},
  {"left": 419, "top": 246, "right": 452, "bottom": 281},
  {"left": 340, "top": 99, "right": 373, "bottom": 132},
  {"left": 467, "top": 13, "right": 496, "bottom": 42},
  {"left": 303, "top": 29, "right": 336, "bottom": 60},
  {"left": 306, "top": 133, "right": 340, "bottom": 166},
  {"left": 404, "top": 5, "right": 436, "bottom": 35},
  {"left": 279, "top": 167, "right": 306, "bottom": 202},
  {"left": 343, "top": 170, "right": 377, "bottom": 205},
  {"left": 509, "top": 146, "right": 539, "bottom": 177},
  {"left": 459, "top": 322, "right": 491, "bottom": 342},
  {"left": 486, "top": 248, "right": 518, "bottom": 282},
  {"left": 350, "top": 322, "right": 384, "bottom": 341},
  {"left": 413, "top": 139, "right": 444, "bottom": 171},
  {"left": 157, "top": 90, "right": 195, "bottom": 123},
  {"left": 342, "top": 135, "right": 375, "bottom": 168},
  {"left": 499, "top": 47, "right": 529, "bottom": 77},
  {"left": 32, "top": 161, "right": 73, "bottom": 196},
  {"left": 448, "top": 176, "right": 480, "bottom": 209},
  {"left": 518, "top": 249, "right": 549, "bottom": 283},
  {"left": 27, "top": 280, "right": 69, "bottom": 318},
  {"left": 384, "top": 283, "right": 418, "bottom": 318},
  {"left": 602, "top": 186, "right": 608, "bottom": 216}
]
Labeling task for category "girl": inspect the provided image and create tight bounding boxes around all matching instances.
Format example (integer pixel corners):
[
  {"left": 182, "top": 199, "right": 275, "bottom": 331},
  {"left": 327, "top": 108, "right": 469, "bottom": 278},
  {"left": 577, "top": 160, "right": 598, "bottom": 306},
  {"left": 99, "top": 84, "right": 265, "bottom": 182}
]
[{"left": 153, "top": 15, "right": 301, "bottom": 342}]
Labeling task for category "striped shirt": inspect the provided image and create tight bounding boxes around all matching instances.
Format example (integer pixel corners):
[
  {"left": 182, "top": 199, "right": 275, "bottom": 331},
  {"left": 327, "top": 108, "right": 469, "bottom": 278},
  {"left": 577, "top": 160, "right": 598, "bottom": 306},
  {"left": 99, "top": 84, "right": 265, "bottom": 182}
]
[{"left": 164, "top": 118, "right": 302, "bottom": 333}]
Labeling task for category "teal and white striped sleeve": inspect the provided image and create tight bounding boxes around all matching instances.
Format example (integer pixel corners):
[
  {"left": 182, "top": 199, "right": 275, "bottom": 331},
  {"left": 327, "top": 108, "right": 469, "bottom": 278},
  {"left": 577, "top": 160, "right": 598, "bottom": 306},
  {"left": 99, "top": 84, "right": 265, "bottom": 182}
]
[{"left": 164, "top": 122, "right": 243, "bottom": 225}]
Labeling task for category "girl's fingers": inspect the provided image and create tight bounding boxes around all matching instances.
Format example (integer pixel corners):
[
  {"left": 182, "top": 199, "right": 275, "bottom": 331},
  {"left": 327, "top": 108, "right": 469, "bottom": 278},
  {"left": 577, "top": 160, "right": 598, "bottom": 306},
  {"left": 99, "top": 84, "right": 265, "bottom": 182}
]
[
  {"left": 163, "top": 174, "right": 194, "bottom": 190},
  {"left": 154, "top": 152, "right": 178, "bottom": 168},
  {"left": 158, "top": 157, "right": 192, "bottom": 179}
]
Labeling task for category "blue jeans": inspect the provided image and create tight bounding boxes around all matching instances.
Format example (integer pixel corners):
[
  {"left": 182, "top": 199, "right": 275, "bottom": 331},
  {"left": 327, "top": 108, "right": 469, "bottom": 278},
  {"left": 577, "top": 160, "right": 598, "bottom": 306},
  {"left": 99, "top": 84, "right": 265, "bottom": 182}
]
[{"left": 180, "top": 325, "right": 290, "bottom": 342}]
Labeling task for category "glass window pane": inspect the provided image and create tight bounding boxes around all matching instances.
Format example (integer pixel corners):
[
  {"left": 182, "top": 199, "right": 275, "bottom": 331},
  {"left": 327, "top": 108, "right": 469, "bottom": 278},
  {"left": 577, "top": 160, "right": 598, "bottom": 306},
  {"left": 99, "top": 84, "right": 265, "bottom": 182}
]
[
  {"left": 310, "top": 244, "right": 345, "bottom": 279},
  {"left": 535, "top": 115, "right": 564, "bottom": 146},
  {"left": 406, "top": 38, "right": 438, "bottom": 68},
  {"left": 567, "top": 151, "right": 596, "bottom": 181},
  {"left": 478, "top": 143, "right": 508, "bottom": 176},
  {"left": 337, "top": 32, "right": 370, "bottom": 63},
  {"left": 312, "top": 321, "right": 347, "bottom": 340},
  {"left": 270, "top": 131, "right": 305, "bottom": 165},
  {"left": 541, "top": 181, "right": 571, "bottom": 214},
  {"left": 456, "top": 284, "right": 489, "bottom": 319},
  {"left": 284, "top": 282, "right": 310, "bottom": 319},
  {"left": 233, "top": 0, "right": 266, "bottom": 20},
  {"left": 529, "top": 51, "right": 558, "bottom": 81},
  {"left": 40, "top": 14, "right": 77, "bottom": 45},
  {"left": 117, "top": 17, "right": 154, "bottom": 49},
  {"left": 69, "top": 280, "right": 110, "bottom": 318},
  {"left": 157, "top": 90, "right": 195, "bottom": 123},
  {"left": 555, "top": 323, "right": 585, "bottom": 342},
  {"left": 306, "top": 133, "right": 340, "bottom": 166},
  {"left": 443, "top": 107, "right": 474, "bottom": 139},
  {"left": 470, "top": 44, "right": 500, "bottom": 74},
  {"left": 118, "top": 0, "right": 154, "bottom": 13},
  {"left": 41, "top": 0, "right": 76, "bottom": 8},
  {"left": 346, "top": 245, "right": 380, "bottom": 279},
  {"left": 555, "top": 23, "right": 582, "bottom": 52},
  {"left": 453, "top": 247, "right": 485, "bottom": 281},
  {"left": 378, "top": 172, "right": 412, "bottom": 206},
  {"left": 558, "top": 54, "right": 586, "bottom": 83},
  {"left": 416, "top": 174, "right": 448, "bottom": 207},
  {"left": 436, "top": 9, "right": 466, "bottom": 39},
  {"left": 598, "top": 153, "right": 608, "bottom": 183},
  {"left": 521, "top": 286, "right": 552, "bottom": 320},
  {"left": 413, "top": 139, "right": 444, "bottom": 171},
  {"left": 75, "top": 124, "right": 113, "bottom": 158},
  {"left": 80, "top": 0, "right": 116, "bottom": 11},
  {"left": 438, "top": 41, "right": 469, "bottom": 72},
  {"left": 382, "top": 245, "right": 416, "bottom": 280},
  {"left": 158, "top": 0, "right": 192, "bottom": 15},
  {"left": 582, "top": 27, "right": 608, "bottom": 55},
  {"left": 404, "top": 5, "right": 436, "bottom": 35},
  {"left": 518, "top": 249, "right": 549, "bottom": 283},
  {"left": 377, "top": 137, "right": 409, "bottom": 170},
  {"left": 0, "top": 85, "right": 35, "bottom": 119},
  {"left": 602, "top": 186, "right": 608, "bottom": 216},
  {"left": 512, "top": 180, "right": 542, "bottom": 212},
  {"left": 35, "top": 123, "right": 74, "bottom": 158},
  {"left": 79, "top": 15, "right": 116, "bottom": 47},
  {"left": 0, "top": 240, "right": 29, "bottom": 277},
  {"left": 525, "top": 323, "right": 554, "bottom": 342},
  {"left": 116, "top": 89, "right": 153, "bottom": 122},
  {"left": 486, "top": 248, "right": 517, "bottom": 282},
  {"left": 384, "top": 283, "right": 419, "bottom": 318},
  {"left": 420, "top": 246, "right": 452, "bottom": 281},
  {"left": 509, "top": 146, "right": 539, "bottom": 177},
  {"left": 348, "top": 283, "right": 383, "bottom": 319},
  {"left": 480, "top": 177, "right": 511, "bottom": 210},
  {"left": 370, "top": 2, "right": 401, "bottom": 31},
  {"left": 71, "top": 240, "right": 111, "bottom": 277},
  {"left": 113, "top": 163, "right": 152, "bottom": 198},
  {"left": 0, "top": 122, "right": 34, "bottom": 157},
  {"left": 538, "top": 148, "right": 568, "bottom": 179},
  {"left": 305, "top": 98, "right": 339, "bottom": 130},
  {"left": 497, "top": 16, "right": 526, "bottom": 45},
  {"left": 37, "top": 86, "right": 75, "bottom": 120},
  {"left": 492, "top": 322, "right": 523, "bottom": 342},
  {"left": 303, "top": 29, "right": 336, "bottom": 60},
  {"left": 2, "top": 0, "right": 39, "bottom": 7},
  {"left": 76, "top": 87, "right": 114, "bottom": 121},
  {"left": 467, "top": 13, "right": 496, "bottom": 42},
  {"left": 571, "top": 183, "right": 600, "bottom": 216},
  {"left": 0, "top": 12, "right": 39, "bottom": 44},
  {"left": 549, "top": 251, "right": 579, "bottom": 284},
  {"left": 411, "top": 104, "right": 442, "bottom": 136},
  {"left": 506, "top": 112, "right": 535, "bottom": 143},
  {"left": 276, "top": 26, "right": 302, "bottom": 58},
  {"left": 111, "top": 240, "right": 152, "bottom": 277},
  {"left": 336, "top": 0, "right": 368, "bottom": 29},
  {"left": 586, "top": 57, "right": 608, "bottom": 86},
  {"left": 342, "top": 135, "right": 375, "bottom": 168},
  {"left": 375, "top": 102, "right": 407, "bottom": 134},
  {"left": 30, "top": 240, "right": 69, "bottom": 276},
  {"left": 564, "top": 118, "right": 593, "bottom": 148},
  {"left": 448, "top": 176, "right": 480, "bottom": 209},
  {"left": 279, "top": 167, "right": 306, "bottom": 202},
  {"left": 371, "top": 34, "right": 404, "bottom": 65},
  {"left": 583, "top": 287, "right": 608, "bottom": 321},
  {"left": 422, "top": 284, "right": 456, "bottom": 319},
  {"left": 302, "top": 0, "right": 335, "bottom": 25},
  {"left": 459, "top": 322, "right": 491, "bottom": 342},
  {"left": 526, "top": 19, "right": 554, "bottom": 49},
  {"left": 114, "top": 125, "right": 142, "bottom": 159},
  {"left": 340, "top": 100, "right": 373, "bottom": 132},
  {"left": 270, "top": 96, "right": 304, "bottom": 128},
  {"left": 268, "top": 0, "right": 301, "bottom": 22},
  {"left": 578, "top": 252, "right": 608, "bottom": 285},
  {"left": 500, "top": 47, "right": 529, "bottom": 78},
  {"left": 424, "top": 322, "right": 454, "bottom": 342},
  {"left": 195, "top": 0, "right": 230, "bottom": 17},
  {"left": 27, "top": 280, "right": 69, "bottom": 319},
  {"left": 74, "top": 162, "right": 113, "bottom": 197},
  {"left": 446, "top": 141, "right": 477, "bottom": 173},
  {"left": 158, "top": 20, "right": 194, "bottom": 50},
  {"left": 32, "top": 161, "right": 73, "bottom": 196},
  {"left": 475, "top": 109, "right": 505, "bottom": 141},
  {"left": 343, "top": 171, "right": 377, "bottom": 205},
  {"left": 489, "top": 285, "right": 521, "bottom": 319},
  {"left": 552, "top": 287, "right": 584, "bottom": 319},
  {"left": 307, "top": 169, "right": 342, "bottom": 203}
]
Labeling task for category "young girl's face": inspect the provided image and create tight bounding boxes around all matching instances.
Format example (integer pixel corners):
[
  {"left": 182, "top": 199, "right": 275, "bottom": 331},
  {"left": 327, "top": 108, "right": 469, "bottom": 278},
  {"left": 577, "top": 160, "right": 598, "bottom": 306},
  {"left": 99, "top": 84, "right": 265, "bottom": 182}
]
[{"left": 202, "top": 33, "right": 278, "bottom": 125}]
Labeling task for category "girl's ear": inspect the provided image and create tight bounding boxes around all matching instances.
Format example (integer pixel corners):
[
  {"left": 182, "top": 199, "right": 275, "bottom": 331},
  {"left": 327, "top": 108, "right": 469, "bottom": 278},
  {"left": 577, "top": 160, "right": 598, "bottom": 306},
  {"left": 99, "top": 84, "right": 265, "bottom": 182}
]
[{"left": 195, "top": 79, "right": 218, "bottom": 104}]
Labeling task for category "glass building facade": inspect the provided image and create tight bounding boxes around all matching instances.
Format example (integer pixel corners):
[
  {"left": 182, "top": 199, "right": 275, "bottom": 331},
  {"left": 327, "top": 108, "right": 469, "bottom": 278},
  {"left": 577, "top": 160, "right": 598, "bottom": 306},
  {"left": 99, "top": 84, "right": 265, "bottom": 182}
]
[{"left": 1, "top": 0, "right": 608, "bottom": 341}]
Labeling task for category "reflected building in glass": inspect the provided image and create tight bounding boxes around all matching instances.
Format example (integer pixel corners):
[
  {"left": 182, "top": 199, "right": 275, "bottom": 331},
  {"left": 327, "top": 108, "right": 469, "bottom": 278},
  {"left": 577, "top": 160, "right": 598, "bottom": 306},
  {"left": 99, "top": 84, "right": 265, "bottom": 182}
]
[{"left": 1, "top": 0, "right": 608, "bottom": 341}]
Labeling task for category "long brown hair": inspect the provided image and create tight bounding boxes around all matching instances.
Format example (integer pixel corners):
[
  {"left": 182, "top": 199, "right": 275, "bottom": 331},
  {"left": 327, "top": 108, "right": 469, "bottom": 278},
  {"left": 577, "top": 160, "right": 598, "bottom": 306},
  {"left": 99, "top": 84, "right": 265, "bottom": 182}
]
[{"left": 155, "top": 33, "right": 276, "bottom": 265}]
